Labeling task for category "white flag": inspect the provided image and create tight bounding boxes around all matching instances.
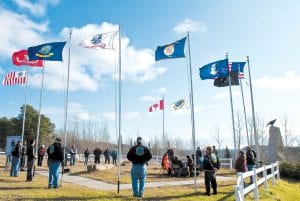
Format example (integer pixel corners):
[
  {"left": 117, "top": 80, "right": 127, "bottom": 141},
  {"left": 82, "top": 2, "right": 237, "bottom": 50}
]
[
  {"left": 169, "top": 99, "right": 188, "bottom": 111},
  {"left": 80, "top": 31, "right": 118, "bottom": 50}
]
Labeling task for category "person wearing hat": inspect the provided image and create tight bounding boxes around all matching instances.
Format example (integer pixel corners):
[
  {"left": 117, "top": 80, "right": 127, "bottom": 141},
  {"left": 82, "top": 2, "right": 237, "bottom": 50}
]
[
  {"left": 47, "top": 138, "right": 63, "bottom": 188},
  {"left": 127, "top": 137, "right": 152, "bottom": 198}
]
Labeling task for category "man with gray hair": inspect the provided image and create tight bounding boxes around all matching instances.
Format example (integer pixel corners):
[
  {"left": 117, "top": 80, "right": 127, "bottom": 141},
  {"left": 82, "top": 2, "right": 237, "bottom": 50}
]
[{"left": 127, "top": 137, "right": 152, "bottom": 198}]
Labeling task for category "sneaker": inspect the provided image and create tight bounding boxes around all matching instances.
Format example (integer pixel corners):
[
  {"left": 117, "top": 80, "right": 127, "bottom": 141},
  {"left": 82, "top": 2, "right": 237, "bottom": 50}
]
[{"left": 205, "top": 192, "right": 210, "bottom": 196}]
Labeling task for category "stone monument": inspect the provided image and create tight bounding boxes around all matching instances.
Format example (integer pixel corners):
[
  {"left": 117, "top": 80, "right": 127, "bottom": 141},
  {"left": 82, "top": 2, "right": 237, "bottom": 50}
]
[{"left": 267, "top": 125, "right": 284, "bottom": 163}]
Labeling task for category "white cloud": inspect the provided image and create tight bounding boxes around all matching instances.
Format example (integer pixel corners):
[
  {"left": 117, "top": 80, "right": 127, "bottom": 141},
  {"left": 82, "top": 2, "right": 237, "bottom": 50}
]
[
  {"left": 14, "top": 0, "right": 59, "bottom": 16},
  {"left": 173, "top": 18, "right": 207, "bottom": 35},
  {"left": 0, "top": 8, "right": 48, "bottom": 58},
  {"left": 212, "top": 90, "right": 240, "bottom": 99},
  {"left": 254, "top": 71, "right": 300, "bottom": 91},
  {"left": 141, "top": 95, "right": 157, "bottom": 102},
  {"left": 123, "top": 111, "right": 139, "bottom": 120},
  {"left": 101, "top": 111, "right": 139, "bottom": 121},
  {"left": 158, "top": 87, "right": 167, "bottom": 94},
  {"left": 0, "top": 8, "right": 166, "bottom": 92}
]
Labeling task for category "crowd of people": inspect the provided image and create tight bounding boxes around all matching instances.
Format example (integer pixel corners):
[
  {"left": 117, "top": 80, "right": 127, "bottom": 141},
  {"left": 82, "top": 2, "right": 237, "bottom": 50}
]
[{"left": 8, "top": 136, "right": 258, "bottom": 198}]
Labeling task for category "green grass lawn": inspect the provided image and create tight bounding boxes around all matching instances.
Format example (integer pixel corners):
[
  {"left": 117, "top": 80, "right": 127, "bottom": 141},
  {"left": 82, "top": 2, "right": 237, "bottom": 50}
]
[{"left": 1, "top": 156, "right": 300, "bottom": 201}]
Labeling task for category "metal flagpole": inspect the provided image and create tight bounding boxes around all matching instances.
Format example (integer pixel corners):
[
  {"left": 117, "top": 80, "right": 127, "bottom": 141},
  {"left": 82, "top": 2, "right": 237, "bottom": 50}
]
[
  {"left": 35, "top": 63, "right": 45, "bottom": 156},
  {"left": 226, "top": 53, "right": 237, "bottom": 159},
  {"left": 21, "top": 67, "right": 29, "bottom": 146},
  {"left": 61, "top": 29, "right": 72, "bottom": 186},
  {"left": 187, "top": 32, "right": 197, "bottom": 191},
  {"left": 238, "top": 65, "right": 250, "bottom": 145},
  {"left": 117, "top": 25, "right": 122, "bottom": 194},
  {"left": 246, "top": 56, "right": 259, "bottom": 158},
  {"left": 162, "top": 95, "right": 165, "bottom": 150}
]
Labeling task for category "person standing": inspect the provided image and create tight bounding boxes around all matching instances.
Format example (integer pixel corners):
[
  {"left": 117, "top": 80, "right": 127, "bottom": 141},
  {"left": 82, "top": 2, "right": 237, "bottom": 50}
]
[
  {"left": 103, "top": 147, "right": 111, "bottom": 164},
  {"left": 37, "top": 145, "right": 46, "bottom": 167},
  {"left": 93, "top": 147, "right": 102, "bottom": 164},
  {"left": 26, "top": 139, "right": 36, "bottom": 181},
  {"left": 69, "top": 145, "right": 77, "bottom": 166},
  {"left": 203, "top": 146, "right": 220, "bottom": 196},
  {"left": 127, "top": 137, "right": 152, "bottom": 198},
  {"left": 47, "top": 138, "right": 63, "bottom": 189},
  {"left": 111, "top": 147, "right": 118, "bottom": 165},
  {"left": 10, "top": 141, "right": 21, "bottom": 177},
  {"left": 20, "top": 141, "right": 27, "bottom": 171},
  {"left": 235, "top": 151, "right": 247, "bottom": 173},
  {"left": 84, "top": 148, "right": 90, "bottom": 166},
  {"left": 212, "top": 145, "right": 219, "bottom": 157},
  {"left": 246, "top": 146, "right": 257, "bottom": 184}
]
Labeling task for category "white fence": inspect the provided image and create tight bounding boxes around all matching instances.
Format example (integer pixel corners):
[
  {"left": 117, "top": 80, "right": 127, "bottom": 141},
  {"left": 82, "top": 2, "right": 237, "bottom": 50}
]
[{"left": 235, "top": 161, "right": 280, "bottom": 201}]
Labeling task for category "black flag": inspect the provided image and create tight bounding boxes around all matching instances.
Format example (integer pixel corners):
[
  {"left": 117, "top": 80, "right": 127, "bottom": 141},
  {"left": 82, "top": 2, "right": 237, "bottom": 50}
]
[{"left": 214, "top": 72, "right": 239, "bottom": 87}]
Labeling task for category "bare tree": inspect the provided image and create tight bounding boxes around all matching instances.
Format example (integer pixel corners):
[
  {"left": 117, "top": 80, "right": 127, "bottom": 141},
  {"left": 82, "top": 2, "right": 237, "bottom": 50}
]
[
  {"left": 235, "top": 112, "right": 243, "bottom": 153},
  {"left": 281, "top": 113, "right": 295, "bottom": 161},
  {"left": 213, "top": 124, "right": 224, "bottom": 155}
]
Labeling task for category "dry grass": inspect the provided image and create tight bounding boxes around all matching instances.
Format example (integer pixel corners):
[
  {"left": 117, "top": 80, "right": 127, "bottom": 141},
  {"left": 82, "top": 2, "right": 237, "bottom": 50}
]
[{"left": 1, "top": 156, "right": 300, "bottom": 201}]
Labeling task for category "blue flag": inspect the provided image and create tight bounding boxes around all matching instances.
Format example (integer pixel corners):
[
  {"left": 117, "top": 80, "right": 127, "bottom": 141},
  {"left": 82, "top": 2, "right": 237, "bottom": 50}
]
[
  {"left": 155, "top": 37, "right": 186, "bottom": 61},
  {"left": 231, "top": 62, "right": 246, "bottom": 73},
  {"left": 199, "top": 59, "right": 229, "bottom": 80},
  {"left": 28, "top": 42, "right": 66, "bottom": 61}
]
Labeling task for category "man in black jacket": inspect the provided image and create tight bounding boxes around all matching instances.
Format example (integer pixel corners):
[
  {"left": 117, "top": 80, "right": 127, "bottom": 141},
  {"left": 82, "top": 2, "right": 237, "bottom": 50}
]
[
  {"left": 10, "top": 141, "right": 21, "bottom": 177},
  {"left": 47, "top": 138, "right": 63, "bottom": 188},
  {"left": 93, "top": 147, "right": 102, "bottom": 164},
  {"left": 203, "top": 146, "right": 220, "bottom": 196},
  {"left": 246, "top": 146, "right": 257, "bottom": 183},
  {"left": 26, "top": 139, "right": 36, "bottom": 181},
  {"left": 127, "top": 137, "right": 152, "bottom": 198}
]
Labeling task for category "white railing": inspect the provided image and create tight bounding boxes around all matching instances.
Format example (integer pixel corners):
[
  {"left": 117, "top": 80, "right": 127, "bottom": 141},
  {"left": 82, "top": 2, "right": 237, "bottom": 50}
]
[{"left": 235, "top": 161, "right": 280, "bottom": 201}]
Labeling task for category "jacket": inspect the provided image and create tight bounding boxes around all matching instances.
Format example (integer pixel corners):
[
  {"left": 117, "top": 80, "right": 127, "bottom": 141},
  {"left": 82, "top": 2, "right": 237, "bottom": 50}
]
[
  {"left": 26, "top": 144, "right": 35, "bottom": 160},
  {"left": 127, "top": 144, "right": 152, "bottom": 165},
  {"left": 235, "top": 155, "right": 247, "bottom": 172},
  {"left": 203, "top": 153, "right": 220, "bottom": 171},
  {"left": 47, "top": 142, "right": 63, "bottom": 162},
  {"left": 12, "top": 143, "right": 21, "bottom": 158}
]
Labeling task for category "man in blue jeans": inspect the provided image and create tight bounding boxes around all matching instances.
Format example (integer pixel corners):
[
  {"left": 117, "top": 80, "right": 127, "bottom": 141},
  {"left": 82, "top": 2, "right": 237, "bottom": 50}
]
[
  {"left": 47, "top": 138, "right": 63, "bottom": 188},
  {"left": 10, "top": 141, "right": 21, "bottom": 177},
  {"left": 127, "top": 137, "right": 152, "bottom": 198}
]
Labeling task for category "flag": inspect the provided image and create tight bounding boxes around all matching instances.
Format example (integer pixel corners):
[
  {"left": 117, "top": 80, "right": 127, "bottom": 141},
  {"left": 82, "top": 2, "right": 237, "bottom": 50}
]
[
  {"left": 80, "top": 31, "right": 118, "bottom": 50},
  {"left": 214, "top": 72, "right": 239, "bottom": 87},
  {"left": 169, "top": 99, "right": 188, "bottom": 111},
  {"left": 231, "top": 62, "right": 246, "bottom": 78},
  {"left": 155, "top": 37, "right": 186, "bottom": 61},
  {"left": 213, "top": 61, "right": 246, "bottom": 87},
  {"left": 148, "top": 99, "right": 164, "bottom": 112},
  {"left": 12, "top": 50, "right": 43, "bottom": 67},
  {"left": 2, "top": 71, "right": 26, "bottom": 86},
  {"left": 199, "top": 59, "right": 229, "bottom": 80},
  {"left": 28, "top": 42, "right": 66, "bottom": 61}
]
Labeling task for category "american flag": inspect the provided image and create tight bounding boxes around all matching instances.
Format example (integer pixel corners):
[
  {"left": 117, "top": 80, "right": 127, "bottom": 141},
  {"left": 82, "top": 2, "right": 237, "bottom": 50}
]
[
  {"left": 228, "top": 62, "right": 244, "bottom": 79},
  {"left": 2, "top": 71, "right": 27, "bottom": 86}
]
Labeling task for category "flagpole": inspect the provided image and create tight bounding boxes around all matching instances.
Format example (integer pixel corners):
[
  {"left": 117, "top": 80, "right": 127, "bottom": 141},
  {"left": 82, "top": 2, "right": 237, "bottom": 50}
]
[
  {"left": 117, "top": 25, "right": 122, "bottom": 194},
  {"left": 246, "top": 56, "right": 259, "bottom": 158},
  {"left": 162, "top": 95, "right": 165, "bottom": 150},
  {"left": 226, "top": 53, "right": 237, "bottom": 159},
  {"left": 187, "top": 32, "right": 197, "bottom": 191},
  {"left": 35, "top": 63, "right": 45, "bottom": 156},
  {"left": 238, "top": 65, "right": 250, "bottom": 145},
  {"left": 21, "top": 67, "right": 29, "bottom": 146},
  {"left": 61, "top": 29, "right": 72, "bottom": 186}
]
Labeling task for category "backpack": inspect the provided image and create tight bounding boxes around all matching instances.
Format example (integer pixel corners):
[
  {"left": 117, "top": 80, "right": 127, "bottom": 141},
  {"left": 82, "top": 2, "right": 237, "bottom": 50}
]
[{"left": 47, "top": 144, "right": 55, "bottom": 158}]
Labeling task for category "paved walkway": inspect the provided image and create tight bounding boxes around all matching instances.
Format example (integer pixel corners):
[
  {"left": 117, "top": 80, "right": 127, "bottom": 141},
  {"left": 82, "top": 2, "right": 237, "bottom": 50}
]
[{"left": 37, "top": 171, "right": 235, "bottom": 191}]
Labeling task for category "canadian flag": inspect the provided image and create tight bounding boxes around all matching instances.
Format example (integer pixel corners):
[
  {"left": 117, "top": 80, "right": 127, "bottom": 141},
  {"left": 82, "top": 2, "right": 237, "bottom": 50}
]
[{"left": 148, "top": 99, "right": 164, "bottom": 112}]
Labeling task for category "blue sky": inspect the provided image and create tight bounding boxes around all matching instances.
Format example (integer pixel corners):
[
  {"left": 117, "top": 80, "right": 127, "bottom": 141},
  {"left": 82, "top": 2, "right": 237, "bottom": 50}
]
[{"left": 1, "top": 0, "right": 300, "bottom": 148}]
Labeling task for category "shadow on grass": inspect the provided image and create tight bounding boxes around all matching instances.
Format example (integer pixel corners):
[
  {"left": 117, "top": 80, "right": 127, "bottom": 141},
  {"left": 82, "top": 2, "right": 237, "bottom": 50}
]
[{"left": 0, "top": 186, "right": 46, "bottom": 190}]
